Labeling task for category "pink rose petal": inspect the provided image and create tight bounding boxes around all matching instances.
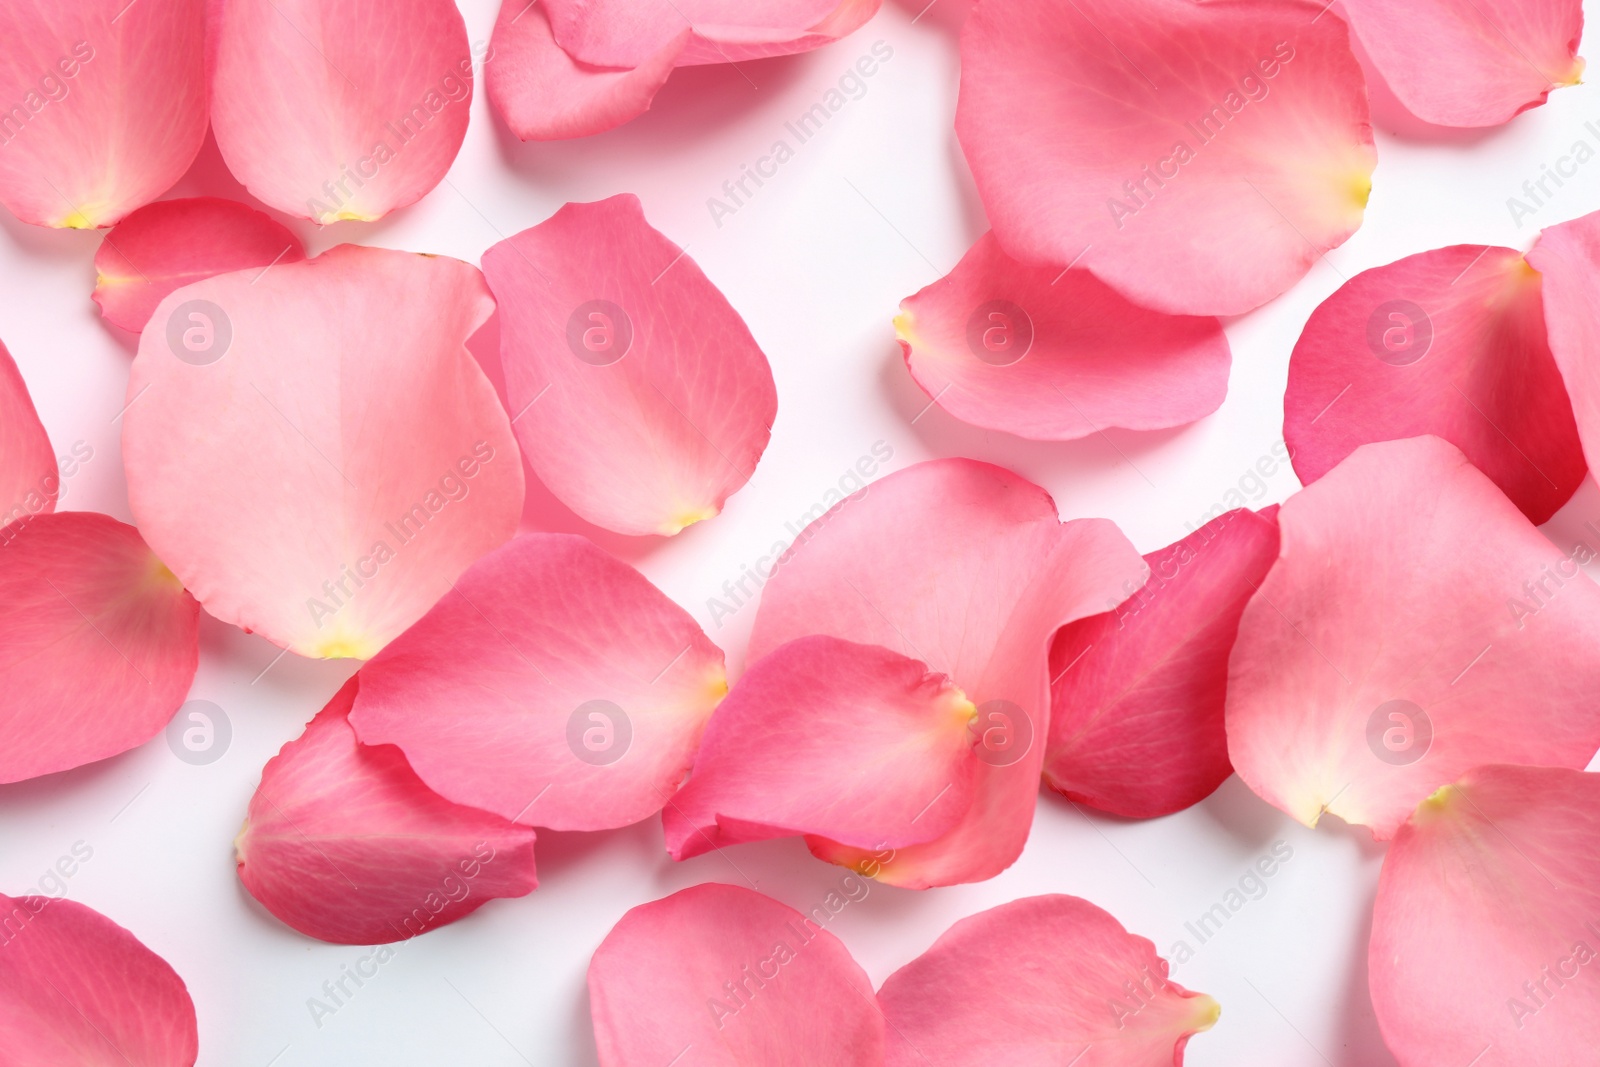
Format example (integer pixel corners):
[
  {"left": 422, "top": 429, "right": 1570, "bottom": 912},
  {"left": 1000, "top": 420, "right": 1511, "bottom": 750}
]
[
  {"left": 544, "top": 0, "right": 877, "bottom": 67},
  {"left": 0, "top": 339, "right": 57, "bottom": 528},
  {"left": 1528, "top": 209, "right": 1600, "bottom": 485},
  {"left": 483, "top": 195, "right": 776, "bottom": 536},
  {"left": 895, "top": 232, "right": 1230, "bottom": 439},
  {"left": 123, "top": 244, "right": 523, "bottom": 660},
  {"left": 1226, "top": 435, "right": 1600, "bottom": 838},
  {"left": 237, "top": 678, "right": 540, "bottom": 945},
  {"left": 1285, "top": 244, "right": 1583, "bottom": 524},
  {"left": 349, "top": 533, "right": 727, "bottom": 832},
  {"left": 1046, "top": 507, "right": 1280, "bottom": 818}
]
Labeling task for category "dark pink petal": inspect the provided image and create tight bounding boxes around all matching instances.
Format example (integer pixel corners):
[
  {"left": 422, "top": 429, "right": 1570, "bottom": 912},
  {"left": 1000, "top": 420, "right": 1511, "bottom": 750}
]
[
  {"left": 0, "top": 1, "right": 206, "bottom": 228},
  {"left": 878, "top": 895, "right": 1219, "bottom": 1066},
  {"left": 0, "top": 894, "right": 197, "bottom": 1065},
  {"left": 483, "top": 195, "right": 776, "bottom": 536},
  {"left": 750, "top": 458, "right": 1147, "bottom": 887},
  {"left": 123, "top": 244, "right": 522, "bottom": 660},
  {"left": 211, "top": 0, "right": 473, "bottom": 222},
  {"left": 896, "top": 232, "right": 1230, "bottom": 439},
  {"left": 1226, "top": 436, "right": 1600, "bottom": 839},
  {"left": 93, "top": 197, "right": 306, "bottom": 333},
  {"left": 1284, "top": 244, "right": 1583, "bottom": 524},
  {"left": 957, "top": 0, "right": 1375, "bottom": 316},
  {"left": 589, "top": 883, "right": 884, "bottom": 1066},
  {"left": 0, "top": 512, "right": 199, "bottom": 784},
  {"left": 237, "top": 678, "right": 539, "bottom": 945},
  {"left": 1341, "top": 0, "right": 1583, "bottom": 128},
  {"left": 665, "top": 636, "right": 981, "bottom": 860},
  {"left": 349, "top": 533, "right": 727, "bottom": 832},
  {"left": 1045, "top": 507, "right": 1279, "bottom": 818},
  {"left": 1528, "top": 209, "right": 1600, "bottom": 483},
  {"left": 0, "top": 339, "right": 57, "bottom": 527},
  {"left": 1371, "top": 765, "right": 1600, "bottom": 1066}
]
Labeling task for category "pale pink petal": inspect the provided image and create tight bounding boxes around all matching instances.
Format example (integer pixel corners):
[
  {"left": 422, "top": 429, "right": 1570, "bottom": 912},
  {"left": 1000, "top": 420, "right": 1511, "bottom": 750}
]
[
  {"left": 349, "top": 533, "right": 727, "bottom": 832},
  {"left": 544, "top": 0, "right": 874, "bottom": 67},
  {"left": 0, "top": 1, "right": 206, "bottom": 228},
  {"left": 1341, "top": 0, "right": 1583, "bottom": 128},
  {"left": 0, "top": 339, "right": 57, "bottom": 528},
  {"left": 1527, "top": 209, "right": 1600, "bottom": 484},
  {"left": 674, "top": 0, "right": 880, "bottom": 64},
  {"left": 879, "top": 895, "right": 1219, "bottom": 1066},
  {"left": 1046, "top": 507, "right": 1279, "bottom": 818},
  {"left": 485, "top": 1, "right": 689, "bottom": 142},
  {"left": 93, "top": 197, "right": 306, "bottom": 333},
  {"left": 957, "top": 0, "right": 1375, "bottom": 316},
  {"left": 211, "top": 0, "right": 474, "bottom": 222},
  {"left": 589, "top": 883, "right": 884, "bottom": 1066},
  {"left": 749, "top": 458, "right": 1147, "bottom": 887},
  {"left": 237, "top": 678, "right": 539, "bottom": 945},
  {"left": 0, "top": 894, "right": 197, "bottom": 1066},
  {"left": 123, "top": 245, "right": 523, "bottom": 660},
  {"left": 483, "top": 195, "right": 776, "bottom": 536},
  {"left": 1371, "top": 765, "right": 1600, "bottom": 1066},
  {"left": 1226, "top": 436, "right": 1600, "bottom": 839},
  {"left": 895, "top": 232, "right": 1230, "bottom": 439},
  {"left": 665, "top": 636, "right": 981, "bottom": 860},
  {"left": 1285, "top": 245, "right": 1583, "bottom": 524},
  {"left": 0, "top": 512, "right": 199, "bottom": 784}
]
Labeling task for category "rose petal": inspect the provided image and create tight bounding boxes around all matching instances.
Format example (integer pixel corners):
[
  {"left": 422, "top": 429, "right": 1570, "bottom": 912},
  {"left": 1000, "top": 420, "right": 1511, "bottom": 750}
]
[
  {"left": 0, "top": 512, "right": 199, "bottom": 784},
  {"left": 543, "top": 0, "right": 872, "bottom": 67},
  {"left": 589, "top": 882, "right": 885, "bottom": 1066},
  {"left": 483, "top": 195, "right": 776, "bottom": 536},
  {"left": 1226, "top": 435, "right": 1600, "bottom": 838},
  {"left": 1284, "top": 244, "right": 1583, "bottom": 524},
  {"left": 1045, "top": 507, "right": 1280, "bottom": 818},
  {"left": 878, "top": 895, "right": 1219, "bottom": 1066},
  {"left": 237, "top": 678, "right": 539, "bottom": 945},
  {"left": 0, "top": 894, "right": 197, "bottom": 1065},
  {"left": 0, "top": 339, "right": 57, "bottom": 528},
  {"left": 956, "top": 0, "right": 1375, "bottom": 316},
  {"left": 895, "top": 232, "right": 1230, "bottom": 439},
  {"left": 0, "top": 1, "right": 206, "bottom": 228},
  {"left": 211, "top": 0, "right": 474, "bottom": 222},
  {"left": 1372, "top": 764, "right": 1600, "bottom": 1066},
  {"left": 92, "top": 197, "right": 306, "bottom": 333},
  {"left": 664, "top": 636, "right": 982, "bottom": 860},
  {"left": 123, "top": 244, "right": 523, "bottom": 660},
  {"left": 1340, "top": 0, "right": 1583, "bottom": 128},
  {"left": 349, "top": 533, "right": 727, "bottom": 832},
  {"left": 749, "top": 458, "right": 1147, "bottom": 887},
  {"left": 1527, "top": 209, "right": 1600, "bottom": 485}
]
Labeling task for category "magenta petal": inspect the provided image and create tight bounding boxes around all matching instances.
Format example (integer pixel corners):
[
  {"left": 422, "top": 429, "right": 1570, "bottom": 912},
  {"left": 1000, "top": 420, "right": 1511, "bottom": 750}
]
[
  {"left": 1046, "top": 507, "right": 1280, "bottom": 818},
  {"left": 1372, "top": 765, "right": 1600, "bottom": 1066},
  {"left": 0, "top": 340, "right": 57, "bottom": 527},
  {"left": 589, "top": 883, "right": 885, "bottom": 1066},
  {"left": 0, "top": 512, "right": 200, "bottom": 784},
  {"left": 878, "top": 895, "right": 1219, "bottom": 1065},
  {"left": 237, "top": 678, "right": 539, "bottom": 945},
  {"left": 1284, "top": 244, "right": 1583, "bottom": 524}
]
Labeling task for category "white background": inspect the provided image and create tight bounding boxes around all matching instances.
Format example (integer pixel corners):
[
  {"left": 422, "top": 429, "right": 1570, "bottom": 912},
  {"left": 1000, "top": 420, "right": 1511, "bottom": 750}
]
[{"left": 4, "top": 1, "right": 1600, "bottom": 1063}]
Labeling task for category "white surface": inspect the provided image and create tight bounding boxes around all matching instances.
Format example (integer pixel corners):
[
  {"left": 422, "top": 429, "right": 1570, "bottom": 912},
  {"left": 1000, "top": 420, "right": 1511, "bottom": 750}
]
[{"left": 4, "top": 1, "right": 1600, "bottom": 1063}]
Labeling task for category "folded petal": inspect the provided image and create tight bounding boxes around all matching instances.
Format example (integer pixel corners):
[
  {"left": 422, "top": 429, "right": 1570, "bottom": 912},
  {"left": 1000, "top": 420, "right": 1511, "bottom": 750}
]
[
  {"left": 879, "top": 895, "right": 1219, "bottom": 1066},
  {"left": 0, "top": 1, "right": 206, "bottom": 228},
  {"left": 0, "top": 894, "right": 197, "bottom": 1066},
  {"left": 237, "top": 678, "right": 539, "bottom": 945},
  {"left": 0, "top": 340, "right": 56, "bottom": 527},
  {"left": 123, "top": 245, "right": 523, "bottom": 660},
  {"left": 483, "top": 195, "right": 776, "bottom": 536},
  {"left": 211, "top": 0, "right": 474, "bottom": 222},
  {"left": 1371, "top": 765, "right": 1600, "bottom": 1066},
  {"left": 665, "top": 636, "right": 981, "bottom": 860},
  {"left": 1046, "top": 507, "right": 1279, "bottom": 818},
  {"left": 485, "top": 1, "right": 690, "bottom": 141},
  {"left": 1285, "top": 245, "right": 1583, "bottom": 524},
  {"left": 895, "top": 232, "right": 1230, "bottom": 439},
  {"left": 1226, "top": 436, "right": 1600, "bottom": 839},
  {"left": 589, "top": 883, "right": 884, "bottom": 1067},
  {"left": 749, "top": 458, "right": 1147, "bottom": 887},
  {"left": 957, "top": 0, "right": 1375, "bottom": 316},
  {"left": 0, "top": 512, "right": 199, "bottom": 784},
  {"left": 349, "top": 533, "right": 727, "bottom": 832},
  {"left": 1528, "top": 209, "right": 1600, "bottom": 484},
  {"left": 1340, "top": 0, "right": 1583, "bottom": 128},
  {"left": 543, "top": 0, "right": 871, "bottom": 67},
  {"left": 93, "top": 197, "right": 306, "bottom": 333},
  {"left": 673, "top": 0, "right": 880, "bottom": 65}
]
